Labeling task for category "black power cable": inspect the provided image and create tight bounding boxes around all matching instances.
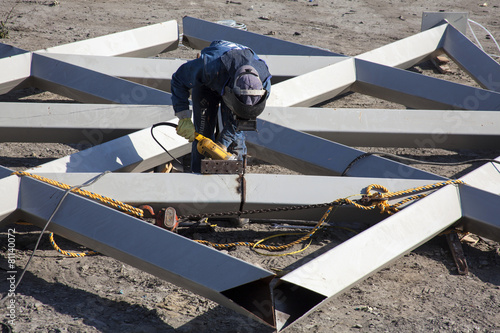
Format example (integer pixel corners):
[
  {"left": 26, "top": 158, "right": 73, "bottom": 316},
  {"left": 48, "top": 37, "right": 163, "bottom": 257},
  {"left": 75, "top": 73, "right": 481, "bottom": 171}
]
[
  {"left": 342, "top": 152, "right": 500, "bottom": 177},
  {"left": 150, "top": 122, "right": 184, "bottom": 166}
]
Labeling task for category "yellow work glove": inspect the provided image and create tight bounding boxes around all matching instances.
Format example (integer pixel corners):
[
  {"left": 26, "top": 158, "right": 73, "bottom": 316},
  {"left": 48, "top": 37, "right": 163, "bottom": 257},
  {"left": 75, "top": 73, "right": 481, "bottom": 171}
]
[{"left": 176, "top": 118, "right": 196, "bottom": 142}]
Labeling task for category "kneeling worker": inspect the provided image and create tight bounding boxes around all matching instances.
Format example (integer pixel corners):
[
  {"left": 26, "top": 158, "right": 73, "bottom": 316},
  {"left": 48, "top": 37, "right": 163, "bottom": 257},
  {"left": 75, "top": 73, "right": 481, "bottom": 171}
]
[{"left": 171, "top": 40, "right": 271, "bottom": 173}]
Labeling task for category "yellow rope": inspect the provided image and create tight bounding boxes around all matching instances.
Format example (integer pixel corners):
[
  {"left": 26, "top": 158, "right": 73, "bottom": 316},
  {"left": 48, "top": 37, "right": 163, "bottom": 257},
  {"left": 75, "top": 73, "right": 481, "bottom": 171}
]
[
  {"left": 195, "top": 179, "right": 465, "bottom": 253},
  {"left": 13, "top": 171, "right": 144, "bottom": 218},
  {"left": 13, "top": 171, "right": 465, "bottom": 256},
  {"left": 13, "top": 171, "right": 144, "bottom": 257},
  {"left": 49, "top": 232, "right": 99, "bottom": 257}
]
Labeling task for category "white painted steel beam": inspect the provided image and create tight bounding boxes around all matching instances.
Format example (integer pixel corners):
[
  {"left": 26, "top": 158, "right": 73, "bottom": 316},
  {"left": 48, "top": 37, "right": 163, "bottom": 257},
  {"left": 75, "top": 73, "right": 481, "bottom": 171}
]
[
  {"left": 355, "top": 23, "right": 446, "bottom": 69},
  {"left": 30, "top": 124, "right": 189, "bottom": 173},
  {"left": 459, "top": 156, "right": 500, "bottom": 195},
  {"left": 0, "top": 52, "right": 32, "bottom": 94},
  {"left": 37, "top": 53, "right": 344, "bottom": 92},
  {"left": 182, "top": 16, "right": 344, "bottom": 56},
  {"left": 442, "top": 24, "right": 500, "bottom": 92},
  {"left": 0, "top": 43, "right": 28, "bottom": 58},
  {"left": 3, "top": 104, "right": 499, "bottom": 149},
  {"left": 259, "top": 107, "right": 500, "bottom": 149},
  {"left": 30, "top": 172, "right": 437, "bottom": 220},
  {"left": 16, "top": 175, "right": 275, "bottom": 327},
  {"left": 246, "top": 119, "right": 444, "bottom": 180},
  {"left": 458, "top": 184, "right": 500, "bottom": 242},
  {"left": 261, "top": 55, "right": 347, "bottom": 82},
  {"left": 38, "top": 54, "right": 186, "bottom": 92},
  {"left": 353, "top": 58, "right": 500, "bottom": 110},
  {"left": 0, "top": 103, "right": 173, "bottom": 143},
  {"left": 274, "top": 184, "right": 463, "bottom": 331},
  {"left": 30, "top": 53, "right": 172, "bottom": 104},
  {"left": 0, "top": 174, "right": 20, "bottom": 222},
  {"left": 267, "top": 58, "right": 356, "bottom": 107},
  {"left": 38, "top": 20, "right": 179, "bottom": 57}
]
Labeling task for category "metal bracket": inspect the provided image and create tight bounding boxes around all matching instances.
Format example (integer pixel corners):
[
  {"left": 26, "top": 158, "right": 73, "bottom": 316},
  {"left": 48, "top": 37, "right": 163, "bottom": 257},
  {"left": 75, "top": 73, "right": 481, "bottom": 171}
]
[
  {"left": 201, "top": 159, "right": 244, "bottom": 174},
  {"left": 421, "top": 12, "right": 468, "bottom": 34}
]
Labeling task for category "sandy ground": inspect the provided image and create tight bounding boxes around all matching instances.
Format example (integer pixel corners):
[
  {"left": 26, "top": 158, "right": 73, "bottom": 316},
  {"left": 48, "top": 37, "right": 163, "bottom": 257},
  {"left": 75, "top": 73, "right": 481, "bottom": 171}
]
[{"left": 0, "top": 0, "right": 500, "bottom": 332}]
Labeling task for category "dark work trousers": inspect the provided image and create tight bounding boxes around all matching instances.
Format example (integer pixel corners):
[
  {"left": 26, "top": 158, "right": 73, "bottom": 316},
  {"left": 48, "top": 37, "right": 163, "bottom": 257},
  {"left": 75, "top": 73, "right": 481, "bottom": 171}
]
[{"left": 191, "top": 85, "right": 247, "bottom": 173}]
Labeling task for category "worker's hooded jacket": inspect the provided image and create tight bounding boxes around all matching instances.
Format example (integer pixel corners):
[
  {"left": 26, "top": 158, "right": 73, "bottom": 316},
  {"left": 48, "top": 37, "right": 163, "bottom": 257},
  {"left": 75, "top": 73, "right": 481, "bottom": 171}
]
[{"left": 171, "top": 40, "right": 272, "bottom": 115}]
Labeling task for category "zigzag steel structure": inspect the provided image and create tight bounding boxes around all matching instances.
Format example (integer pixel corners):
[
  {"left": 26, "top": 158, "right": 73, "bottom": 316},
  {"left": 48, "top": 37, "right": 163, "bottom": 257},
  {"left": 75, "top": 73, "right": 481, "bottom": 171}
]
[{"left": 0, "top": 15, "right": 499, "bottom": 331}]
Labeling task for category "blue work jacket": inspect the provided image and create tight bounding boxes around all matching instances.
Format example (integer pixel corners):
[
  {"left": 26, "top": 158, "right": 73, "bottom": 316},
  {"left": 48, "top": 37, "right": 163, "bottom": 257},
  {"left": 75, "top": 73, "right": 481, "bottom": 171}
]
[{"left": 171, "top": 40, "right": 272, "bottom": 115}]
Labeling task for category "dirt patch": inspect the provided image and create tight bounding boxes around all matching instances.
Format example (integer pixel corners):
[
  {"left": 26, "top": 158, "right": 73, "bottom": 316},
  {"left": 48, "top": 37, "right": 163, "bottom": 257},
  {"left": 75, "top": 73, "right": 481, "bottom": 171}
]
[{"left": 1, "top": 0, "right": 499, "bottom": 332}]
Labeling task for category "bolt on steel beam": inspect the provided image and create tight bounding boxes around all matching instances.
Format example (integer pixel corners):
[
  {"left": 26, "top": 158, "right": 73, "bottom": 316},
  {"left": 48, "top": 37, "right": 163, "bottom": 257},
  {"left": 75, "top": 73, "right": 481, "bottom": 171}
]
[
  {"left": 38, "top": 20, "right": 179, "bottom": 57},
  {"left": 274, "top": 184, "right": 463, "bottom": 331},
  {"left": 259, "top": 107, "right": 500, "bottom": 149},
  {"left": 182, "top": 16, "right": 344, "bottom": 56},
  {"left": 246, "top": 119, "right": 444, "bottom": 180},
  {"left": 13, "top": 175, "right": 275, "bottom": 327}
]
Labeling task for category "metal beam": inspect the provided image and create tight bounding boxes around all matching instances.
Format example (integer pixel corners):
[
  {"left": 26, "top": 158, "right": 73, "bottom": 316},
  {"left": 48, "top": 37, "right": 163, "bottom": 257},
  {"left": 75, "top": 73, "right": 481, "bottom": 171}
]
[
  {"left": 443, "top": 24, "right": 500, "bottom": 92},
  {"left": 30, "top": 53, "right": 172, "bottom": 104},
  {"left": 182, "top": 16, "right": 344, "bottom": 56},
  {"left": 0, "top": 174, "right": 20, "bottom": 223},
  {"left": 266, "top": 58, "right": 356, "bottom": 107},
  {"left": 37, "top": 20, "right": 179, "bottom": 57},
  {"left": 421, "top": 12, "right": 468, "bottom": 34},
  {"left": 459, "top": 156, "right": 500, "bottom": 195},
  {"left": 3, "top": 104, "right": 499, "bottom": 149},
  {"left": 274, "top": 184, "right": 462, "bottom": 331},
  {"left": 353, "top": 58, "right": 500, "bottom": 110},
  {"left": 16, "top": 175, "right": 275, "bottom": 327},
  {"left": 355, "top": 23, "right": 446, "bottom": 69},
  {"left": 259, "top": 107, "right": 500, "bottom": 149},
  {"left": 0, "top": 52, "right": 32, "bottom": 95},
  {"left": 38, "top": 54, "right": 186, "bottom": 92},
  {"left": 39, "top": 53, "right": 347, "bottom": 89},
  {"left": 30, "top": 172, "right": 438, "bottom": 220},
  {"left": 0, "top": 103, "right": 173, "bottom": 143},
  {"left": 0, "top": 43, "right": 29, "bottom": 58},
  {"left": 29, "top": 125, "right": 189, "bottom": 173},
  {"left": 246, "top": 119, "right": 444, "bottom": 180},
  {"left": 458, "top": 184, "right": 500, "bottom": 242}
]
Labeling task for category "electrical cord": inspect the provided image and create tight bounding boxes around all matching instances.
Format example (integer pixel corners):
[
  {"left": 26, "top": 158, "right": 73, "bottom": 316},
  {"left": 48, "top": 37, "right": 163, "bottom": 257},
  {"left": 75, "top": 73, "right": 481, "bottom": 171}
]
[
  {"left": 150, "top": 122, "right": 184, "bottom": 166},
  {"left": 0, "top": 171, "right": 110, "bottom": 305},
  {"left": 341, "top": 152, "right": 500, "bottom": 176},
  {"left": 467, "top": 18, "right": 500, "bottom": 59}
]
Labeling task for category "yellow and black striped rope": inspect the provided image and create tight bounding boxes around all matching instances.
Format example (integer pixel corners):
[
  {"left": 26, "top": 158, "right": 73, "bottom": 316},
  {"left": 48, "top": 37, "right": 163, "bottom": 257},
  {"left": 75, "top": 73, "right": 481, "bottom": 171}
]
[
  {"left": 13, "top": 171, "right": 465, "bottom": 255},
  {"left": 13, "top": 171, "right": 144, "bottom": 257},
  {"left": 13, "top": 171, "right": 144, "bottom": 218},
  {"left": 195, "top": 179, "right": 465, "bottom": 252},
  {"left": 49, "top": 232, "right": 99, "bottom": 257},
  {"left": 195, "top": 205, "right": 336, "bottom": 252}
]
